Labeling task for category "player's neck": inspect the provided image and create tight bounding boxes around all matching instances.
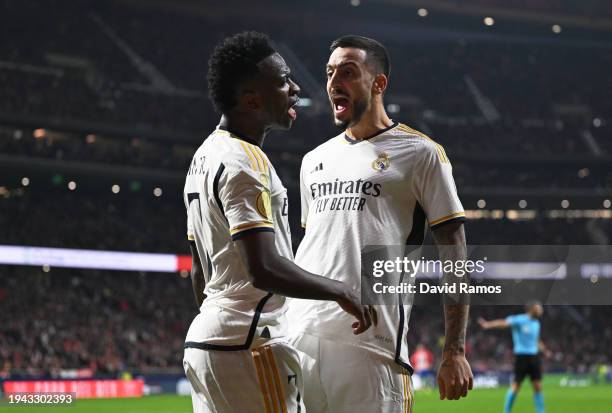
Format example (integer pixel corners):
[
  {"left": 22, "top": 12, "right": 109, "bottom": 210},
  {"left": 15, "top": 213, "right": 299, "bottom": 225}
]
[
  {"left": 346, "top": 106, "right": 393, "bottom": 141},
  {"left": 218, "top": 115, "right": 266, "bottom": 147}
]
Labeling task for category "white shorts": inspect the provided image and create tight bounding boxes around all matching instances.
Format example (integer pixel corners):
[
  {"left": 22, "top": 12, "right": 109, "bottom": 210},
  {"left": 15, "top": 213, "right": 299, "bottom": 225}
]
[
  {"left": 184, "top": 340, "right": 306, "bottom": 413},
  {"left": 290, "top": 333, "right": 414, "bottom": 413}
]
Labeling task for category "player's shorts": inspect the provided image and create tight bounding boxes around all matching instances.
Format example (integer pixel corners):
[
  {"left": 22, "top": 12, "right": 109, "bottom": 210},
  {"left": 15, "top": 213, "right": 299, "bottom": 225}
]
[
  {"left": 513, "top": 354, "right": 542, "bottom": 383},
  {"left": 290, "top": 332, "right": 414, "bottom": 413},
  {"left": 183, "top": 340, "right": 306, "bottom": 413}
]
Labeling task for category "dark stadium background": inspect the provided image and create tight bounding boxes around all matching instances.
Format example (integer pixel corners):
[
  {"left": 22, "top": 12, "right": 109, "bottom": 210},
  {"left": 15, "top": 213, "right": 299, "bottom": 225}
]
[{"left": 1, "top": 0, "right": 611, "bottom": 405}]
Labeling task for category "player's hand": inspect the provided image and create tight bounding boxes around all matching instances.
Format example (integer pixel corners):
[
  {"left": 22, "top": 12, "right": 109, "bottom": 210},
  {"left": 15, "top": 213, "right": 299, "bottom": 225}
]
[
  {"left": 437, "top": 353, "right": 473, "bottom": 400},
  {"left": 335, "top": 289, "right": 377, "bottom": 335},
  {"left": 477, "top": 317, "right": 487, "bottom": 329}
]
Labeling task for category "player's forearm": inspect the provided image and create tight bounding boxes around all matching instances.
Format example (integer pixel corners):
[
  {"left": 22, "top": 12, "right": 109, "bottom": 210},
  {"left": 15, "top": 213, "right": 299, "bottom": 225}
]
[
  {"left": 481, "top": 319, "right": 508, "bottom": 329},
  {"left": 443, "top": 304, "right": 469, "bottom": 355},
  {"left": 250, "top": 255, "right": 346, "bottom": 302},
  {"left": 433, "top": 222, "right": 469, "bottom": 356}
]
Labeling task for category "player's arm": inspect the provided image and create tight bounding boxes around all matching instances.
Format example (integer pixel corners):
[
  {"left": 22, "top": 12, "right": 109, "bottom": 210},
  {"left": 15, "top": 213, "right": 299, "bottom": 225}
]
[
  {"left": 412, "top": 139, "right": 473, "bottom": 400},
  {"left": 478, "top": 317, "right": 510, "bottom": 330},
  {"left": 235, "top": 231, "right": 375, "bottom": 334},
  {"left": 221, "top": 152, "right": 373, "bottom": 334},
  {"left": 189, "top": 241, "right": 206, "bottom": 308},
  {"left": 433, "top": 221, "right": 473, "bottom": 400},
  {"left": 539, "top": 340, "right": 553, "bottom": 358}
]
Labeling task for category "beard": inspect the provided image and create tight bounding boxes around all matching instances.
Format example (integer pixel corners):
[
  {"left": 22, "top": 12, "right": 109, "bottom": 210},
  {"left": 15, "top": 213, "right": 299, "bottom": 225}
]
[{"left": 333, "top": 96, "right": 369, "bottom": 129}]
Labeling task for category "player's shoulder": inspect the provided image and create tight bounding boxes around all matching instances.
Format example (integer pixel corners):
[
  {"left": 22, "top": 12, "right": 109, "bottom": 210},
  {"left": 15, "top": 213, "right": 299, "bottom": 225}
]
[
  {"left": 395, "top": 123, "right": 442, "bottom": 149},
  {"left": 302, "top": 131, "right": 346, "bottom": 162},
  {"left": 205, "top": 128, "right": 271, "bottom": 174},
  {"left": 510, "top": 313, "right": 529, "bottom": 322},
  {"left": 394, "top": 123, "right": 450, "bottom": 163}
]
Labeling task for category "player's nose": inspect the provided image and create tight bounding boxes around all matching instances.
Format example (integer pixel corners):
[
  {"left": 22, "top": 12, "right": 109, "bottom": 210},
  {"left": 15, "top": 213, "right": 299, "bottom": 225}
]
[
  {"left": 289, "top": 78, "right": 300, "bottom": 96},
  {"left": 328, "top": 72, "right": 338, "bottom": 89}
]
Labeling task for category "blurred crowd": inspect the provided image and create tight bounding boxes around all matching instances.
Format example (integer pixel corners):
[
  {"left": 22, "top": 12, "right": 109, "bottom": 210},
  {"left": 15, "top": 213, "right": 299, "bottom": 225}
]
[
  {"left": 408, "top": 305, "right": 612, "bottom": 375},
  {"left": 464, "top": 0, "right": 612, "bottom": 19},
  {"left": 0, "top": 127, "right": 194, "bottom": 171},
  {"left": 2, "top": 126, "right": 612, "bottom": 195},
  {"left": 1, "top": 264, "right": 610, "bottom": 378},
  {"left": 0, "top": 266, "right": 193, "bottom": 378},
  {"left": 1, "top": 0, "right": 610, "bottom": 145},
  {"left": 0, "top": 191, "right": 188, "bottom": 254},
  {"left": 1, "top": 189, "right": 609, "bottom": 256}
]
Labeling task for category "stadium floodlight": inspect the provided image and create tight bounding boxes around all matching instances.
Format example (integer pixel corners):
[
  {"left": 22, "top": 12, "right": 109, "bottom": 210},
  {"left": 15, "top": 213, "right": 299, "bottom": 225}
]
[
  {"left": 68, "top": 181, "right": 77, "bottom": 191},
  {"left": 604, "top": 199, "right": 611, "bottom": 209},
  {"left": 111, "top": 184, "right": 120, "bottom": 194},
  {"left": 593, "top": 118, "right": 602, "bottom": 127},
  {"left": 484, "top": 17, "right": 495, "bottom": 26},
  {"left": 552, "top": 24, "right": 562, "bottom": 34},
  {"left": 153, "top": 187, "right": 163, "bottom": 197},
  {"left": 477, "top": 199, "right": 486, "bottom": 209},
  {"left": 561, "top": 200, "right": 570, "bottom": 209},
  {"left": 417, "top": 8, "right": 428, "bottom": 17},
  {"left": 350, "top": 0, "right": 360, "bottom": 6},
  {"left": 386, "top": 103, "right": 400, "bottom": 114},
  {"left": 21, "top": 177, "right": 30, "bottom": 187},
  {"left": 519, "top": 200, "right": 527, "bottom": 209},
  {"left": 491, "top": 210, "right": 504, "bottom": 219}
]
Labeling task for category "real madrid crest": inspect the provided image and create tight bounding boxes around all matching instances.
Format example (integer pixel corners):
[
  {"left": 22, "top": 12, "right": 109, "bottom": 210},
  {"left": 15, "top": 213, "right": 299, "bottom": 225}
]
[{"left": 372, "top": 152, "right": 390, "bottom": 172}]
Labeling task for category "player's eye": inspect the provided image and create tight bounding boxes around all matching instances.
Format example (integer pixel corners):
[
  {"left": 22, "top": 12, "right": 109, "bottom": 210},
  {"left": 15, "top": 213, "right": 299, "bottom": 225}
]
[{"left": 326, "top": 70, "right": 333, "bottom": 79}]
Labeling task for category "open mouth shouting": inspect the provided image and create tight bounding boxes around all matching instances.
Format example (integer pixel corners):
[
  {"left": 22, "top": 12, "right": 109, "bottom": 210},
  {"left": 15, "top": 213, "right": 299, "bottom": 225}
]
[
  {"left": 288, "top": 97, "right": 299, "bottom": 121},
  {"left": 331, "top": 94, "right": 351, "bottom": 119}
]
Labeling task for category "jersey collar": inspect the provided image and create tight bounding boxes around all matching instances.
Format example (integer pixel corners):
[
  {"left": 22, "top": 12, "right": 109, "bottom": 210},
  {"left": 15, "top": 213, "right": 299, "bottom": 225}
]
[
  {"left": 217, "top": 125, "right": 261, "bottom": 147},
  {"left": 343, "top": 121, "right": 399, "bottom": 145}
]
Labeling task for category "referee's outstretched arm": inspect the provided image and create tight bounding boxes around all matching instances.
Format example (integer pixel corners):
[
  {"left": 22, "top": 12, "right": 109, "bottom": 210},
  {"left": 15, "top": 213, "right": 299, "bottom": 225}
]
[{"left": 478, "top": 318, "right": 510, "bottom": 330}]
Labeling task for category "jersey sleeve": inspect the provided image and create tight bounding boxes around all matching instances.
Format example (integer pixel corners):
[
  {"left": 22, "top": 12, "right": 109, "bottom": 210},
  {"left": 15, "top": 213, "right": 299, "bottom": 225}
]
[
  {"left": 413, "top": 141, "right": 465, "bottom": 230},
  {"left": 505, "top": 314, "right": 522, "bottom": 327},
  {"left": 185, "top": 192, "right": 197, "bottom": 241},
  {"left": 299, "top": 157, "right": 312, "bottom": 228},
  {"left": 218, "top": 145, "right": 275, "bottom": 240}
]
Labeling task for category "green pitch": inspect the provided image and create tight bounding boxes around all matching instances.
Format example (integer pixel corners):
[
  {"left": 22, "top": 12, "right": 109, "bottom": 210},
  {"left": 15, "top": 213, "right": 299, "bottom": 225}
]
[{"left": 2, "top": 386, "right": 610, "bottom": 412}]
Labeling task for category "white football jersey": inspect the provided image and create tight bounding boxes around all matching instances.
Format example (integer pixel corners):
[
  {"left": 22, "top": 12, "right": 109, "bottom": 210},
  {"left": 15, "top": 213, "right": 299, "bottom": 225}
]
[
  {"left": 287, "top": 122, "right": 465, "bottom": 372},
  {"left": 183, "top": 126, "right": 293, "bottom": 349}
]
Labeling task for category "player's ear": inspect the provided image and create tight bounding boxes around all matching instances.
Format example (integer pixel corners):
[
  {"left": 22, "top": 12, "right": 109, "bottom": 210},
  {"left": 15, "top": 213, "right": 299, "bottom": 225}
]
[
  {"left": 372, "top": 74, "right": 388, "bottom": 96},
  {"left": 239, "top": 89, "right": 260, "bottom": 112}
]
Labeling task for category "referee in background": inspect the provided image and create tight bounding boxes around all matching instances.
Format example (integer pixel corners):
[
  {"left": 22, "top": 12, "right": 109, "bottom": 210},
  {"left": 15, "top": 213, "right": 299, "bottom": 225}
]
[{"left": 479, "top": 301, "right": 552, "bottom": 413}]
